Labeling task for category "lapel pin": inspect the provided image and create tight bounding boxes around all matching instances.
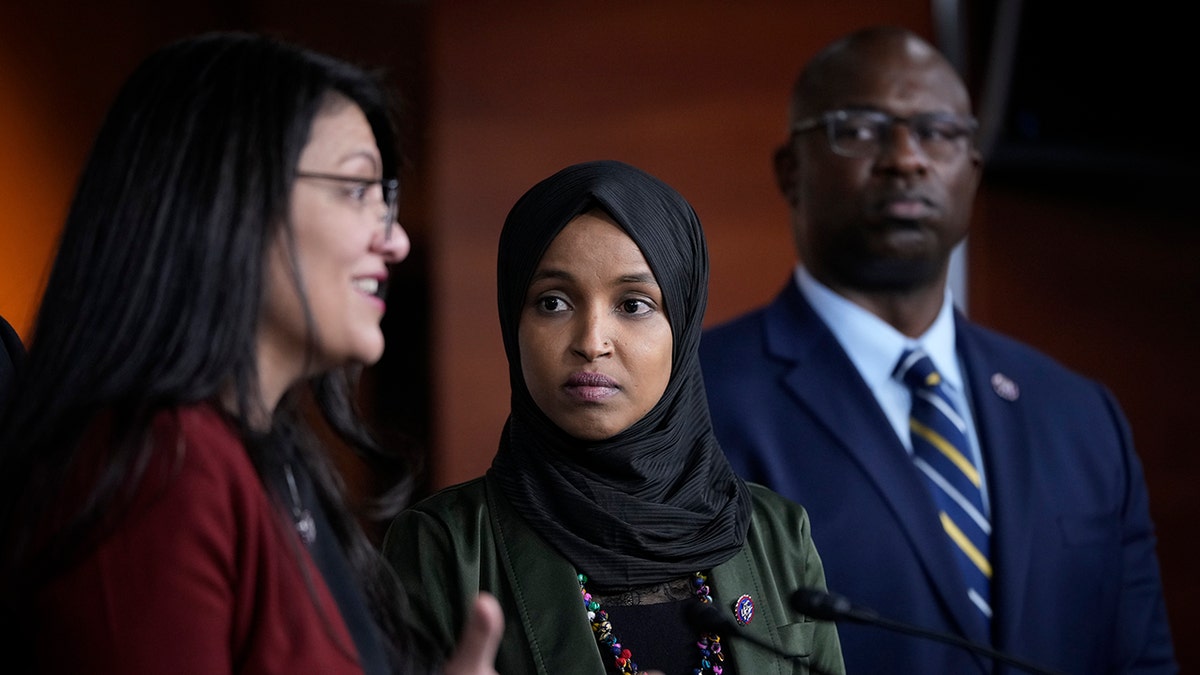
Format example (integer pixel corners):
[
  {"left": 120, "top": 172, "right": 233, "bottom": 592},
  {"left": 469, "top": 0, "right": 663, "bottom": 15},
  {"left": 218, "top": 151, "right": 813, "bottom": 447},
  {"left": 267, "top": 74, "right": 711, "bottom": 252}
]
[
  {"left": 733, "top": 594, "right": 755, "bottom": 625},
  {"left": 991, "top": 373, "right": 1019, "bottom": 401}
]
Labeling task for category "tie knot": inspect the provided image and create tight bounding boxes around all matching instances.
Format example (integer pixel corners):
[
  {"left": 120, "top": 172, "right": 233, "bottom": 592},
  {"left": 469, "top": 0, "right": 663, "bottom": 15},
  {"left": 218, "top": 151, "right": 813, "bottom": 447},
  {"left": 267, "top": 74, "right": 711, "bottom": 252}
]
[{"left": 894, "top": 349, "right": 942, "bottom": 390}]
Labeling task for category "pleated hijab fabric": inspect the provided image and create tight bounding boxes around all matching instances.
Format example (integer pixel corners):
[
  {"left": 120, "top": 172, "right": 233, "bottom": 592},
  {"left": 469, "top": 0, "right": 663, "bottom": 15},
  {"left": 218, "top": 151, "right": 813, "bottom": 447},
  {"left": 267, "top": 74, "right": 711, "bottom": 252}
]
[{"left": 488, "top": 160, "right": 751, "bottom": 591}]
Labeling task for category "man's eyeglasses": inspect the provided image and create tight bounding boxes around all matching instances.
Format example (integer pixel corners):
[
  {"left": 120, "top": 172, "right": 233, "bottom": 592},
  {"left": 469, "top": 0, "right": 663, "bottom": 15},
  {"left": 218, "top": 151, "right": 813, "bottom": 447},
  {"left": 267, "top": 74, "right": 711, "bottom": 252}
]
[
  {"left": 295, "top": 172, "right": 400, "bottom": 240},
  {"left": 791, "top": 109, "right": 978, "bottom": 161}
]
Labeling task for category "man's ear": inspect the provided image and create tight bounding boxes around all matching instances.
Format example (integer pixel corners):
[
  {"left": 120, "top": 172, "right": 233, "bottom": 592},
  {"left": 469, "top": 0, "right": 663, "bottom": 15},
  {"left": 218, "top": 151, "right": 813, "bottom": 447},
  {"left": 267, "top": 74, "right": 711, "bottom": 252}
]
[
  {"left": 967, "top": 146, "right": 984, "bottom": 191},
  {"left": 773, "top": 144, "right": 799, "bottom": 206}
]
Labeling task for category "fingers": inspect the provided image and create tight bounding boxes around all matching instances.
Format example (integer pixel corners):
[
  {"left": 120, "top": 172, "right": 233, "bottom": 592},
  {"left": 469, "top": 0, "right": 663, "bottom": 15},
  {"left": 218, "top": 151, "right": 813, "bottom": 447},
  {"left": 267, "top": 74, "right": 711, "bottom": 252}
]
[{"left": 442, "top": 592, "right": 505, "bottom": 675}]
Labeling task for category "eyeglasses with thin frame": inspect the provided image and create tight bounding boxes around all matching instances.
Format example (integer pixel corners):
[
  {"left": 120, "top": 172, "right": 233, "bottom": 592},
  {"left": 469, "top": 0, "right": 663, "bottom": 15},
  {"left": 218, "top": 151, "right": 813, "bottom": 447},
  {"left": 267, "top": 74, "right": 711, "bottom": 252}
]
[
  {"left": 295, "top": 172, "right": 400, "bottom": 240},
  {"left": 791, "top": 109, "right": 978, "bottom": 161}
]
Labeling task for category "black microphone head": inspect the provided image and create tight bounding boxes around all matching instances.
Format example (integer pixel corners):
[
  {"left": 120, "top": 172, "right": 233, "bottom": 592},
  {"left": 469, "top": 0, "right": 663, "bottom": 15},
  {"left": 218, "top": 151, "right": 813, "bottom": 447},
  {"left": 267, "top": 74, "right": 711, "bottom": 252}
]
[
  {"left": 793, "top": 589, "right": 1062, "bottom": 675},
  {"left": 790, "top": 587, "right": 877, "bottom": 623}
]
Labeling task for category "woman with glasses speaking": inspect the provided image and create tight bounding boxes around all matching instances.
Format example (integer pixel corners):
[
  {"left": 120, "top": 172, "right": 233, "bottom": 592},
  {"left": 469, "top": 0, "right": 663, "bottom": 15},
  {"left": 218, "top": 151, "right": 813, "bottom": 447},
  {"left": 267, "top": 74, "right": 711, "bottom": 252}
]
[{"left": 0, "top": 32, "right": 502, "bottom": 674}]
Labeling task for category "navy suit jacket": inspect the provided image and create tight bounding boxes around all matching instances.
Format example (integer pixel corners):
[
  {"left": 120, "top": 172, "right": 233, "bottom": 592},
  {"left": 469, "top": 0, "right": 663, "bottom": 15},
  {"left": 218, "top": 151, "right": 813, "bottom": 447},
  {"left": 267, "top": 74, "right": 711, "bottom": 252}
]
[{"left": 700, "top": 280, "right": 1176, "bottom": 674}]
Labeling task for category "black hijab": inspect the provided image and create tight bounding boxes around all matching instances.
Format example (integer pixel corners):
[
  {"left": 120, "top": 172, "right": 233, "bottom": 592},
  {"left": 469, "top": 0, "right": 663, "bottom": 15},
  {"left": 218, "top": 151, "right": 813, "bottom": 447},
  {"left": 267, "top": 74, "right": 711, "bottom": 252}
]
[{"left": 488, "top": 160, "right": 751, "bottom": 591}]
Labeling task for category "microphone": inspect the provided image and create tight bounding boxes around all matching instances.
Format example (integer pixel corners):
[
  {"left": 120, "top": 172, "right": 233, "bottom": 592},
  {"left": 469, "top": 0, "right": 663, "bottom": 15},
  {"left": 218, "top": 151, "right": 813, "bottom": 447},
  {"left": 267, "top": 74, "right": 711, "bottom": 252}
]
[
  {"left": 790, "top": 587, "right": 1064, "bottom": 675},
  {"left": 790, "top": 587, "right": 879, "bottom": 622},
  {"left": 683, "top": 601, "right": 836, "bottom": 675}
]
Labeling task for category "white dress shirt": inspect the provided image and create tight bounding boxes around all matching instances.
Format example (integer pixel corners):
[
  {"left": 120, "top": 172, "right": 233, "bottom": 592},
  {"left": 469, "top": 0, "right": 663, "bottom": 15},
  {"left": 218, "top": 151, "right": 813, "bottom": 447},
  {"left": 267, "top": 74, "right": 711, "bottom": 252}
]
[{"left": 794, "top": 265, "right": 990, "bottom": 514}]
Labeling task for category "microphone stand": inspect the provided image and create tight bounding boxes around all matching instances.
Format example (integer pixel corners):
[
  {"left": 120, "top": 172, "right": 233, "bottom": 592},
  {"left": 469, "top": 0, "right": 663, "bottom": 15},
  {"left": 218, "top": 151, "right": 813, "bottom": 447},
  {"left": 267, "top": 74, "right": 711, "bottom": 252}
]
[{"left": 791, "top": 588, "right": 1065, "bottom": 675}]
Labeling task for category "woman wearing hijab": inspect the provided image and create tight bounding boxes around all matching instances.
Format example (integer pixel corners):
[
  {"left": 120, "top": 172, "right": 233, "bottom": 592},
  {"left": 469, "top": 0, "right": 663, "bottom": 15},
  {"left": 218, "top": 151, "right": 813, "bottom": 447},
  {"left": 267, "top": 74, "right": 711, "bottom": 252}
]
[{"left": 384, "top": 160, "right": 844, "bottom": 674}]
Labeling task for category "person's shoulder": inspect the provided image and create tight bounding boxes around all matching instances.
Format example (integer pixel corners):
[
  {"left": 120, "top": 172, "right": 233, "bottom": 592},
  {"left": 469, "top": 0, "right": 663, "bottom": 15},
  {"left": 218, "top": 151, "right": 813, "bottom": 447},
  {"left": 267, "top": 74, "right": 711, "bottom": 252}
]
[
  {"left": 384, "top": 476, "right": 492, "bottom": 557},
  {"left": 157, "top": 401, "right": 237, "bottom": 435},
  {"left": 140, "top": 402, "right": 258, "bottom": 495},
  {"left": 406, "top": 475, "right": 489, "bottom": 515},
  {"left": 745, "top": 481, "right": 809, "bottom": 525},
  {"left": 701, "top": 304, "right": 773, "bottom": 367},
  {"left": 959, "top": 318, "right": 1103, "bottom": 387},
  {"left": 702, "top": 280, "right": 801, "bottom": 357},
  {"left": 704, "top": 300, "right": 775, "bottom": 339},
  {"left": 746, "top": 480, "right": 801, "bottom": 506},
  {"left": 706, "top": 306, "right": 767, "bottom": 333},
  {"left": 0, "top": 314, "right": 23, "bottom": 360},
  {"left": 148, "top": 403, "right": 244, "bottom": 457},
  {"left": 0, "top": 314, "right": 24, "bottom": 418},
  {"left": 740, "top": 482, "right": 817, "bottom": 556},
  {"left": 102, "top": 403, "right": 271, "bottom": 558}
]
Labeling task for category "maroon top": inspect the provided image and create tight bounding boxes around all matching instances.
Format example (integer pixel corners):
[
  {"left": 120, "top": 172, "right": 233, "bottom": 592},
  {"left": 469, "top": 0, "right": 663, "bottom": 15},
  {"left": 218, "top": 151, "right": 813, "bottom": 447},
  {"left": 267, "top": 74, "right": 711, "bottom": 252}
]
[{"left": 32, "top": 403, "right": 364, "bottom": 674}]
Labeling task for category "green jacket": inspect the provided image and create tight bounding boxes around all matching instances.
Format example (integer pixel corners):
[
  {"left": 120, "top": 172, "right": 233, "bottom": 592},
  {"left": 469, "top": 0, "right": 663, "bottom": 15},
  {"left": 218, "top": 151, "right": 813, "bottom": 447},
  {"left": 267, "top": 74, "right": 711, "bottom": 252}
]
[{"left": 384, "top": 475, "right": 845, "bottom": 675}]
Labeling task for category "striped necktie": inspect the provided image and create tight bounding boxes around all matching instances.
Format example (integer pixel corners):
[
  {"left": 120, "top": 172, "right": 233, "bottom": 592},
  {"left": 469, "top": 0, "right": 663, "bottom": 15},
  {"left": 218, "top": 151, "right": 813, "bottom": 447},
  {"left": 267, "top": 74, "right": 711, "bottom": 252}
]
[{"left": 894, "top": 348, "right": 992, "bottom": 623}]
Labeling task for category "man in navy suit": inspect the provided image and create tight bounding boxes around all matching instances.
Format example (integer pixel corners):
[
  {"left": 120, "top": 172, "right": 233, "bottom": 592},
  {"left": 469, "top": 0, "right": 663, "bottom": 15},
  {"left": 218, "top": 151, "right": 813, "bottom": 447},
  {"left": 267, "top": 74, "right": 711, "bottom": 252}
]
[{"left": 700, "top": 26, "right": 1176, "bottom": 674}]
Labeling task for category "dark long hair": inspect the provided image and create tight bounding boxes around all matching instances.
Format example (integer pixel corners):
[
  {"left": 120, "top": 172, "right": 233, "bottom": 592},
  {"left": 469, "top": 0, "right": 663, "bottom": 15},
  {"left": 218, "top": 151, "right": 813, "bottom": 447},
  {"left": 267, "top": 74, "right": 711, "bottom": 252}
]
[{"left": 0, "top": 32, "right": 424, "bottom": 669}]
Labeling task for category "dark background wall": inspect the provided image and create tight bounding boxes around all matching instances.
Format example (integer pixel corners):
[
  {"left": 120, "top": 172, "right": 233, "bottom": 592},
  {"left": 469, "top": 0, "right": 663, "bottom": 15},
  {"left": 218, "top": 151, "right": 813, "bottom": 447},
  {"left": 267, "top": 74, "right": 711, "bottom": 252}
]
[{"left": 1, "top": 1, "right": 1195, "bottom": 669}]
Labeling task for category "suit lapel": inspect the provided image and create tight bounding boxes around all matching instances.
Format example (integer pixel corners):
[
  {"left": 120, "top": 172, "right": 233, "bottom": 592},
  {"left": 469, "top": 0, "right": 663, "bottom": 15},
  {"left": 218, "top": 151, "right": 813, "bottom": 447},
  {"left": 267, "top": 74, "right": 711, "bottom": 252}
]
[
  {"left": 486, "top": 479, "right": 607, "bottom": 674},
  {"left": 765, "top": 285, "right": 990, "bottom": 645},
  {"left": 955, "top": 319, "right": 1037, "bottom": 650},
  {"left": 711, "top": 547, "right": 788, "bottom": 675}
]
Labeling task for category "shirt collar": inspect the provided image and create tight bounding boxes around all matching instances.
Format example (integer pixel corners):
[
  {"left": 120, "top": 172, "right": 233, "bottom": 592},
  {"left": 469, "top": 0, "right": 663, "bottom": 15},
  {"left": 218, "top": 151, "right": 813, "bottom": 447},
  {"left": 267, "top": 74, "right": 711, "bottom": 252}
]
[{"left": 794, "top": 265, "right": 962, "bottom": 392}]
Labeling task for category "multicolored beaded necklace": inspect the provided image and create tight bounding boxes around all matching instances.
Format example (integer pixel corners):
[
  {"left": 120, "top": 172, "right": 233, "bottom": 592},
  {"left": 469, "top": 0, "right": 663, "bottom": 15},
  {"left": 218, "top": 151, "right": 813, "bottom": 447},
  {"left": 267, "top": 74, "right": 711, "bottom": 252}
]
[{"left": 578, "top": 570, "right": 725, "bottom": 675}]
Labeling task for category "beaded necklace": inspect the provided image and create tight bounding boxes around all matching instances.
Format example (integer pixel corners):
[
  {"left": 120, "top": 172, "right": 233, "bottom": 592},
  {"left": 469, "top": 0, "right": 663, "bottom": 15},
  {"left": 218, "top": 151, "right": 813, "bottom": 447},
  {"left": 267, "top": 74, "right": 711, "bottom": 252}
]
[{"left": 578, "top": 571, "right": 725, "bottom": 675}]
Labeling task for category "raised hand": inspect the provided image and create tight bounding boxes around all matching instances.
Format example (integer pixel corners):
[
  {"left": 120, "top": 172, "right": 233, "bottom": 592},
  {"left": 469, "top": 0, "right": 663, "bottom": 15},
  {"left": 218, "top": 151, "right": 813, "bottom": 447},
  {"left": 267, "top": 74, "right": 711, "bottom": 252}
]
[{"left": 442, "top": 593, "right": 505, "bottom": 675}]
